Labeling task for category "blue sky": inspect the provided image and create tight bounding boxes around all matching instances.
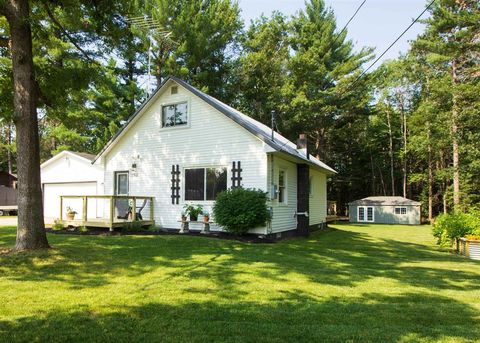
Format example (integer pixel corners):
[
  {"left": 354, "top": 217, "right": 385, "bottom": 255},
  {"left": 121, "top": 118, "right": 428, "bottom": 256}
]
[{"left": 238, "top": 0, "right": 430, "bottom": 64}]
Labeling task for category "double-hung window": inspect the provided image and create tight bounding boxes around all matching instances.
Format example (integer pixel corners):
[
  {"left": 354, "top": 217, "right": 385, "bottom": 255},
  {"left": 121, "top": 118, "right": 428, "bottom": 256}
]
[
  {"left": 358, "top": 206, "right": 374, "bottom": 222},
  {"left": 394, "top": 207, "right": 407, "bottom": 215},
  {"left": 185, "top": 167, "right": 227, "bottom": 201},
  {"left": 162, "top": 102, "right": 188, "bottom": 128}
]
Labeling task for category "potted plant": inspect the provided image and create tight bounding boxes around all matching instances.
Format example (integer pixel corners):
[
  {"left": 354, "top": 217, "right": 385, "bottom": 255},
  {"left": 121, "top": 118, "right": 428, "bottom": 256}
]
[
  {"left": 181, "top": 211, "right": 187, "bottom": 222},
  {"left": 203, "top": 212, "right": 210, "bottom": 223},
  {"left": 183, "top": 204, "right": 203, "bottom": 221},
  {"left": 66, "top": 206, "right": 77, "bottom": 220}
]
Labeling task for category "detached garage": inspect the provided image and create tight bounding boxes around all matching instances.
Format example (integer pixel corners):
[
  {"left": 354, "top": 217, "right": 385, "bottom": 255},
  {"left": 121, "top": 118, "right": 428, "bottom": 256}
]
[
  {"left": 41, "top": 151, "right": 104, "bottom": 223},
  {"left": 348, "top": 196, "right": 421, "bottom": 225}
]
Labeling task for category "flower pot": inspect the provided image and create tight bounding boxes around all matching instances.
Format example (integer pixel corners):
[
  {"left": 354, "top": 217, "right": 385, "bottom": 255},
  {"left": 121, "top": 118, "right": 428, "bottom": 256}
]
[
  {"left": 203, "top": 216, "right": 209, "bottom": 223},
  {"left": 181, "top": 215, "right": 187, "bottom": 222},
  {"left": 468, "top": 240, "right": 480, "bottom": 260},
  {"left": 189, "top": 214, "right": 198, "bottom": 222},
  {"left": 459, "top": 238, "right": 480, "bottom": 260},
  {"left": 66, "top": 213, "right": 75, "bottom": 220}
]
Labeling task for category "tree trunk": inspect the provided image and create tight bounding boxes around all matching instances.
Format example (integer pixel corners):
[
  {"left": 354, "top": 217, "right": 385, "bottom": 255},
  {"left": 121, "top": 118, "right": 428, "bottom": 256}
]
[
  {"left": 386, "top": 107, "right": 395, "bottom": 195},
  {"left": 451, "top": 59, "right": 461, "bottom": 212},
  {"left": 7, "top": 123, "right": 13, "bottom": 174},
  {"left": 427, "top": 128, "right": 433, "bottom": 222},
  {"left": 401, "top": 101, "right": 408, "bottom": 198},
  {"left": 369, "top": 151, "right": 376, "bottom": 194},
  {"left": 2, "top": 0, "right": 49, "bottom": 251}
]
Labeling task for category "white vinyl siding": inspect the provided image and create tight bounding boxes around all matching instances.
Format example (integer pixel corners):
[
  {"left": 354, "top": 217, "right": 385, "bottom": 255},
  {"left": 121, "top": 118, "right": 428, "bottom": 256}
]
[
  {"left": 309, "top": 169, "right": 328, "bottom": 226},
  {"left": 102, "top": 80, "right": 272, "bottom": 233},
  {"left": 41, "top": 152, "right": 104, "bottom": 224},
  {"left": 267, "top": 155, "right": 297, "bottom": 233}
]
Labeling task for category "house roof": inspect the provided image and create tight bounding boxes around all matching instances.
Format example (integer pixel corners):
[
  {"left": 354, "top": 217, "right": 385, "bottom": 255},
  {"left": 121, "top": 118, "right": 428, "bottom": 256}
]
[
  {"left": 92, "top": 76, "right": 336, "bottom": 174},
  {"left": 69, "top": 151, "right": 96, "bottom": 161},
  {"left": 348, "top": 196, "right": 421, "bottom": 206},
  {"left": 41, "top": 150, "right": 96, "bottom": 169}
]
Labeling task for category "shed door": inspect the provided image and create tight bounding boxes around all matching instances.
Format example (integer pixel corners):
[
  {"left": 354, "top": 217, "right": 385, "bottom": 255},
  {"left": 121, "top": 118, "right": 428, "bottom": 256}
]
[{"left": 43, "top": 182, "right": 97, "bottom": 221}]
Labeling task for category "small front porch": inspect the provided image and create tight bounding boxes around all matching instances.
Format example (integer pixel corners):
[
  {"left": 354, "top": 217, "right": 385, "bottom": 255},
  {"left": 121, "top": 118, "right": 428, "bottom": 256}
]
[{"left": 59, "top": 195, "right": 154, "bottom": 230}]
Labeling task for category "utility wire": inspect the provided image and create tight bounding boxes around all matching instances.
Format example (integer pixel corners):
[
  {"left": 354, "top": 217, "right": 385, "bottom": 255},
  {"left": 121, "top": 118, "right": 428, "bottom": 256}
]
[
  {"left": 332, "top": 0, "right": 367, "bottom": 47},
  {"left": 269, "top": 1, "right": 366, "bottom": 143},
  {"left": 348, "top": 0, "right": 436, "bottom": 89}
]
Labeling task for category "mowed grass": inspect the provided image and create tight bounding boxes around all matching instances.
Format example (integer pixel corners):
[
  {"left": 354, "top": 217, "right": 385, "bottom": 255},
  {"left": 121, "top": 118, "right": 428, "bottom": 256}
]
[{"left": 0, "top": 224, "right": 479, "bottom": 342}]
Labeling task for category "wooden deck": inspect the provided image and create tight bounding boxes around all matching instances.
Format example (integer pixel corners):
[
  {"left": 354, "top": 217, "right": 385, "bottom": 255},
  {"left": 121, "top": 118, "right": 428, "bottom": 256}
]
[{"left": 59, "top": 195, "right": 154, "bottom": 231}]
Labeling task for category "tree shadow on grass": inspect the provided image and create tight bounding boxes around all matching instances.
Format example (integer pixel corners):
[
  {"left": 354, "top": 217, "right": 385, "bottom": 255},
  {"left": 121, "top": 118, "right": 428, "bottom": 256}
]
[
  {"left": 0, "top": 292, "right": 478, "bottom": 343},
  {"left": 0, "top": 226, "right": 479, "bottom": 293}
]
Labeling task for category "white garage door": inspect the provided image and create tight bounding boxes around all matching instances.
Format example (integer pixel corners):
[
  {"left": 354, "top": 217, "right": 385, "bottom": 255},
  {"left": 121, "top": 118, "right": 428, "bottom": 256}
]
[{"left": 43, "top": 182, "right": 97, "bottom": 221}]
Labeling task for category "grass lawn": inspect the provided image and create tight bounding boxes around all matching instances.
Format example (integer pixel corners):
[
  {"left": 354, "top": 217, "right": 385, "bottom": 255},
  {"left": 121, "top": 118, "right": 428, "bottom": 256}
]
[{"left": 0, "top": 224, "right": 479, "bottom": 342}]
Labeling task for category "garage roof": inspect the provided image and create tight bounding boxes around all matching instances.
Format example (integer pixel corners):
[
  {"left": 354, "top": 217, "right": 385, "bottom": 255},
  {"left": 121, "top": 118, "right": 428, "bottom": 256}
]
[{"left": 348, "top": 196, "right": 421, "bottom": 206}]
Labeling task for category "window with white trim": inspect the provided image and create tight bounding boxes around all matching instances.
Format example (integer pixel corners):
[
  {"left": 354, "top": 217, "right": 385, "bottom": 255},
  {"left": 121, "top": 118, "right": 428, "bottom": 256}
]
[
  {"left": 185, "top": 167, "right": 227, "bottom": 201},
  {"left": 358, "top": 206, "right": 374, "bottom": 222},
  {"left": 114, "top": 171, "right": 129, "bottom": 195},
  {"left": 162, "top": 102, "right": 188, "bottom": 127},
  {"left": 278, "top": 170, "right": 286, "bottom": 203},
  {"left": 394, "top": 207, "right": 407, "bottom": 215}
]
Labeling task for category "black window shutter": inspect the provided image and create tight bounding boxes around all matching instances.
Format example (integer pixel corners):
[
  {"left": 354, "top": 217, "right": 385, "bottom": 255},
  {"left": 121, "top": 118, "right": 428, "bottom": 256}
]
[
  {"left": 231, "top": 161, "right": 242, "bottom": 188},
  {"left": 171, "top": 165, "right": 180, "bottom": 204}
]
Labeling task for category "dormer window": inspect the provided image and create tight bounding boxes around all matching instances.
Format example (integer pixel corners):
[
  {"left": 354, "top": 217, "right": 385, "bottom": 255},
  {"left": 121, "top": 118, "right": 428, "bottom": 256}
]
[{"left": 162, "top": 102, "right": 188, "bottom": 128}]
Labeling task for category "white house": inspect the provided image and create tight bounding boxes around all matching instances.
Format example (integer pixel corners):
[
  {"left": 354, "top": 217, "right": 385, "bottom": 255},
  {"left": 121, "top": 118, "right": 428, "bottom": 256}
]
[
  {"left": 42, "top": 77, "right": 336, "bottom": 237},
  {"left": 41, "top": 151, "right": 104, "bottom": 223}
]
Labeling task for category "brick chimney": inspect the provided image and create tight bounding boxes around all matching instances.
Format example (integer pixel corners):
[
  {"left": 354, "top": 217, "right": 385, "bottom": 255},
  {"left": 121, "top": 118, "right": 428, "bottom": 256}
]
[{"left": 297, "top": 133, "right": 309, "bottom": 159}]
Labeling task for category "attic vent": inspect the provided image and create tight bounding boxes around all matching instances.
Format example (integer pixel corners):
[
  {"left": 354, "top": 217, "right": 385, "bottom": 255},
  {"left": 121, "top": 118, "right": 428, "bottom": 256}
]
[{"left": 171, "top": 86, "right": 178, "bottom": 95}]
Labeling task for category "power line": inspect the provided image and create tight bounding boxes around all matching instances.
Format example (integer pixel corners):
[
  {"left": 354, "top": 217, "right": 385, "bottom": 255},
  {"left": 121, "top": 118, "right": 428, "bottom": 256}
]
[
  {"left": 348, "top": 0, "right": 436, "bottom": 89},
  {"left": 332, "top": 0, "right": 367, "bottom": 47}
]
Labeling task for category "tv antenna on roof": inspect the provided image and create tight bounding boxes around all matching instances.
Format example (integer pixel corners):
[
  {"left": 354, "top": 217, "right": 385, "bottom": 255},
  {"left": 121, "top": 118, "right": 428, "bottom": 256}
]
[{"left": 126, "top": 15, "right": 178, "bottom": 96}]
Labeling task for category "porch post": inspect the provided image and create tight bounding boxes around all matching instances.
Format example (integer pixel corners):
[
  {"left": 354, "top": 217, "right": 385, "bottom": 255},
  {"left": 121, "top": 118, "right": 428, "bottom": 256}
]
[
  {"left": 109, "top": 196, "right": 114, "bottom": 231},
  {"left": 59, "top": 196, "right": 63, "bottom": 221},
  {"left": 132, "top": 197, "right": 137, "bottom": 221},
  {"left": 82, "top": 196, "right": 87, "bottom": 222},
  {"left": 150, "top": 197, "right": 154, "bottom": 221}
]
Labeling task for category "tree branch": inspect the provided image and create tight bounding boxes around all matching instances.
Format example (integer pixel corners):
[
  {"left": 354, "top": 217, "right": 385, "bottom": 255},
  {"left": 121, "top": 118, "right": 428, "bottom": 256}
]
[{"left": 41, "top": 2, "right": 98, "bottom": 64}]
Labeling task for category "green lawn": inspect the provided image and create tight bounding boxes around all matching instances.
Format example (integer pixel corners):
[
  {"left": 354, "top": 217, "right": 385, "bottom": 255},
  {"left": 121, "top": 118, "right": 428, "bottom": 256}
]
[{"left": 0, "top": 224, "right": 479, "bottom": 342}]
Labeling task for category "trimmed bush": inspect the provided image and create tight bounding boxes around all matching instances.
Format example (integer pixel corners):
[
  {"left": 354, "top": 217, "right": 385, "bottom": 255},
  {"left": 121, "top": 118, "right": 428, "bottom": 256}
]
[
  {"left": 122, "top": 220, "right": 144, "bottom": 232},
  {"left": 213, "top": 188, "right": 270, "bottom": 235},
  {"left": 433, "top": 208, "right": 480, "bottom": 246}
]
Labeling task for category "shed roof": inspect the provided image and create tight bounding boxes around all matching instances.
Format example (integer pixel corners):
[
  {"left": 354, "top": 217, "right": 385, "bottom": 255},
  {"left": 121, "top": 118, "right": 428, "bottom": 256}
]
[
  {"left": 348, "top": 196, "right": 421, "bottom": 206},
  {"left": 93, "top": 77, "right": 336, "bottom": 174}
]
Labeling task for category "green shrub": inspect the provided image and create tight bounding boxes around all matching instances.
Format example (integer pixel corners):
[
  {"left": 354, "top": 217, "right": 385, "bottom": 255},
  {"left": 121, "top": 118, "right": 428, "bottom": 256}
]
[
  {"left": 52, "top": 220, "right": 64, "bottom": 231},
  {"left": 122, "top": 220, "right": 144, "bottom": 232},
  {"left": 433, "top": 208, "right": 480, "bottom": 246},
  {"left": 78, "top": 226, "right": 89, "bottom": 233},
  {"left": 213, "top": 188, "right": 270, "bottom": 235}
]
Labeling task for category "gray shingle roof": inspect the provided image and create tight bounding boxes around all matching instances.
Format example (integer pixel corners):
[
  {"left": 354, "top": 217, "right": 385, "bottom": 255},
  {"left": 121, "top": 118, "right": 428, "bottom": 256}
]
[
  {"left": 348, "top": 196, "right": 421, "bottom": 206},
  {"left": 93, "top": 76, "right": 336, "bottom": 174},
  {"left": 70, "top": 151, "right": 96, "bottom": 161}
]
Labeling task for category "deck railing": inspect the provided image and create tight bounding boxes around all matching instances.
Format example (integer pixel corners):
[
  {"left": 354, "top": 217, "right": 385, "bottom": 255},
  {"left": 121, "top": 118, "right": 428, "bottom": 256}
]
[{"left": 59, "top": 195, "right": 154, "bottom": 230}]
